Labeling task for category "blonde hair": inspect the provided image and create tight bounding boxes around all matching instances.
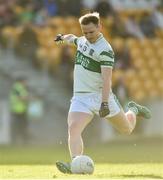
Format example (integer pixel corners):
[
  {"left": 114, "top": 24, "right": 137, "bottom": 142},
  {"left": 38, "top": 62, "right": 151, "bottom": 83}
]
[{"left": 79, "top": 12, "right": 100, "bottom": 25}]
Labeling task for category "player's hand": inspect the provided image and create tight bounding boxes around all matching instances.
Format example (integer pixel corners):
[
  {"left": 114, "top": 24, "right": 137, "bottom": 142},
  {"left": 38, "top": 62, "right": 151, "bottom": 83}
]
[
  {"left": 54, "top": 34, "right": 64, "bottom": 43},
  {"left": 99, "top": 102, "right": 110, "bottom": 118}
]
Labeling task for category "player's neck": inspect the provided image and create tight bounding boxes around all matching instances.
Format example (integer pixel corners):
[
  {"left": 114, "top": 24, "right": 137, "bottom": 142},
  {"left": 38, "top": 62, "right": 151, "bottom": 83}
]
[
  {"left": 87, "top": 33, "right": 102, "bottom": 44},
  {"left": 92, "top": 33, "right": 103, "bottom": 44}
]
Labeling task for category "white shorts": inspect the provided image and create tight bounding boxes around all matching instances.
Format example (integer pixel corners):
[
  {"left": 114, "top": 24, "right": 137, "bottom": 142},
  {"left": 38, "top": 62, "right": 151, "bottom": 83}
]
[{"left": 69, "top": 92, "right": 121, "bottom": 118}]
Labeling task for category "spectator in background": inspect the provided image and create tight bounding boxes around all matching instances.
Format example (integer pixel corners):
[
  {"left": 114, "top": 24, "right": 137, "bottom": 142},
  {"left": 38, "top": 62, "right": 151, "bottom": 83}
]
[
  {"left": 68, "top": 0, "right": 82, "bottom": 16},
  {"left": 9, "top": 77, "right": 30, "bottom": 144},
  {"left": 34, "top": 8, "right": 48, "bottom": 26},
  {"left": 81, "top": 0, "right": 98, "bottom": 11},
  {"left": 27, "top": 94, "right": 44, "bottom": 121},
  {"left": 57, "top": 0, "right": 82, "bottom": 16},
  {"left": 113, "top": 43, "right": 131, "bottom": 70},
  {"left": 94, "top": 0, "right": 115, "bottom": 18},
  {"left": 17, "top": 0, "right": 29, "bottom": 7},
  {"left": 32, "top": 0, "right": 43, "bottom": 13},
  {"left": 18, "top": 3, "right": 35, "bottom": 23},
  {"left": 0, "top": 2, "right": 16, "bottom": 27},
  {"left": 110, "top": 12, "right": 133, "bottom": 39},
  {"left": 151, "top": 5, "right": 163, "bottom": 29},
  {"left": 110, "top": 14, "right": 131, "bottom": 38},
  {"left": 160, "top": 0, "right": 163, "bottom": 7},
  {"left": 113, "top": 77, "right": 129, "bottom": 107},
  {"left": 43, "top": 0, "right": 58, "bottom": 17},
  {"left": 15, "top": 23, "right": 38, "bottom": 65},
  {"left": 125, "top": 15, "right": 145, "bottom": 39},
  {"left": 58, "top": 45, "right": 74, "bottom": 88},
  {"left": 139, "top": 12, "right": 156, "bottom": 38}
]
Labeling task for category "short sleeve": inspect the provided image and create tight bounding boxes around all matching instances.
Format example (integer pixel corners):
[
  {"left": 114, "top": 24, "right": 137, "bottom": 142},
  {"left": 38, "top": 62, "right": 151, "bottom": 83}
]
[{"left": 99, "top": 50, "right": 114, "bottom": 68}]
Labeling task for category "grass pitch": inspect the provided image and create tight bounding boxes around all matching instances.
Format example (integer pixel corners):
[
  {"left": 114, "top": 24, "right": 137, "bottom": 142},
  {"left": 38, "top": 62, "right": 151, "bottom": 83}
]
[
  {"left": 0, "top": 137, "right": 163, "bottom": 179},
  {"left": 0, "top": 164, "right": 163, "bottom": 180}
]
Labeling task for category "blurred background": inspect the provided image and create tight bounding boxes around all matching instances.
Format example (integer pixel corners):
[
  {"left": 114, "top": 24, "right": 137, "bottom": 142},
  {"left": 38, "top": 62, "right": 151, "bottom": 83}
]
[{"left": 0, "top": 0, "right": 163, "bottom": 163}]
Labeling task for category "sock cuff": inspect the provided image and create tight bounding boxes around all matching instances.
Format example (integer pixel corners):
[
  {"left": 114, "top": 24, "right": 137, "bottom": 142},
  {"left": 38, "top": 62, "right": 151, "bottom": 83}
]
[
  {"left": 72, "top": 156, "right": 76, "bottom": 159},
  {"left": 129, "top": 107, "right": 138, "bottom": 115}
]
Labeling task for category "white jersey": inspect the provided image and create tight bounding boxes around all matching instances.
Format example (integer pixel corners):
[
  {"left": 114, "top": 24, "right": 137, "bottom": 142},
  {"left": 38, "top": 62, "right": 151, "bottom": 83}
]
[{"left": 72, "top": 34, "right": 114, "bottom": 95}]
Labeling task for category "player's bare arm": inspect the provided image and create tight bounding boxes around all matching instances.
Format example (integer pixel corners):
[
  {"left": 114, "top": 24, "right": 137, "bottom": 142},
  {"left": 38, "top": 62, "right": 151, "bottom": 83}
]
[
  {"left": 101, "top": 67, "right": 112, "bottom": 102},
  {"left": 99, "top": 67, "right": 112, "bottom": 117},
  {"left": 54, "top": 34, "right": 78, "bottom": 44}
]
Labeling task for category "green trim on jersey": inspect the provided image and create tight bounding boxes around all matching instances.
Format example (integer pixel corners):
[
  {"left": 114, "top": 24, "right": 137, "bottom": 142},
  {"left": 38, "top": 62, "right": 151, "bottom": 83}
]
[
  {"left": 75, "top": 50, "right": 101, "bottom": 73},
  {"left": 100, "top": 50, "right": 114, "bottom": 59},
  {"left": 100, "top": 50, "right": 114, "bottom": 67},
  {"left": 100, "top": 61, "right": 114, "bottom": 67},
  {"left": 74, "top": 38, "right": 78, "bottom": 46}
]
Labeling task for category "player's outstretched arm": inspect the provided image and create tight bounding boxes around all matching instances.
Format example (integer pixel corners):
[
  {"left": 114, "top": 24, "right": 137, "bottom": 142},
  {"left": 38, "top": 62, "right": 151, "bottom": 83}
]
[{"left": 54, "top": 34, "right": 78, "bottom": 44}]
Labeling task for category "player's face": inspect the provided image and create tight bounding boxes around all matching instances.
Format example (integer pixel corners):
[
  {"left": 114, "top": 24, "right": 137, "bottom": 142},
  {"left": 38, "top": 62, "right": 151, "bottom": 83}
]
[{"left": 81, "top": 23, "right": 101, "bottom": 43}]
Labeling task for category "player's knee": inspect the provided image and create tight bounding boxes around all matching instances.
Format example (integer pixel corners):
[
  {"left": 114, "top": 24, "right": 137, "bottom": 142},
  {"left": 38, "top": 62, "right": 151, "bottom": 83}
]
[{"left": 126, "top": 112, "right": 136, "bottom": 121}]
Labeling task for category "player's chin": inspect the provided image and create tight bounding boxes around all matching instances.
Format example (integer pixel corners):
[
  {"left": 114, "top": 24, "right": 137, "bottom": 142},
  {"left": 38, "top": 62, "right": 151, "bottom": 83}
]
[{"left": 88, "top": 39, "right": 94, "bottom": 43}]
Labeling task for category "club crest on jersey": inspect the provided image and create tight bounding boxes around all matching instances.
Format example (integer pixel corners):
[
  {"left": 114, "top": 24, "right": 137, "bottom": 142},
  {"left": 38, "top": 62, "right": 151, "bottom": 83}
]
[
  {"left": 79, "top": 44, "right": 83, "bottom": 48},
  {"left": 89, "top": 49, "right": 94, "bottom": 56},
  {"left": 83, "top": 46, "right": 87, "bottom": 52}
]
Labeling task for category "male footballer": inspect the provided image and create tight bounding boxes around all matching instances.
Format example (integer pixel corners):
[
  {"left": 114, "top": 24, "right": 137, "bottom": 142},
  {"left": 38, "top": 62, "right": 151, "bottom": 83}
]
[{"left": 54, "top": 12, "right": 151, "bottom": 174}]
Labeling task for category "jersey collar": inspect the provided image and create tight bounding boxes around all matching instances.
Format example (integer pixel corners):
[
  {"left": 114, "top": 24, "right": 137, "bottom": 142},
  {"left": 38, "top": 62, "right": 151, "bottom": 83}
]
[
  {"left": 87, "top": 33, "right": 103, "bottom": 45},
  {"left": 95, "top": 33, "right": 103, "bottom": 43}
]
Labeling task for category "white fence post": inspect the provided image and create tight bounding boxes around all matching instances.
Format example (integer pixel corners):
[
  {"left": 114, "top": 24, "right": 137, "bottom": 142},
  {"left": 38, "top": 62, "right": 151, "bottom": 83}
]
[{"left": 0, "top": 101, "right": 11, "bottom": 144}]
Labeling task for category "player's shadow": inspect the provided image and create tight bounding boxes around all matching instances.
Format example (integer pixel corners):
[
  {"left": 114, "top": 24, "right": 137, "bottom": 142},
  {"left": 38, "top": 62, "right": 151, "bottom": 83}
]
[{"left": 118, "top": 174, "right": 163, "bottom": 179}]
